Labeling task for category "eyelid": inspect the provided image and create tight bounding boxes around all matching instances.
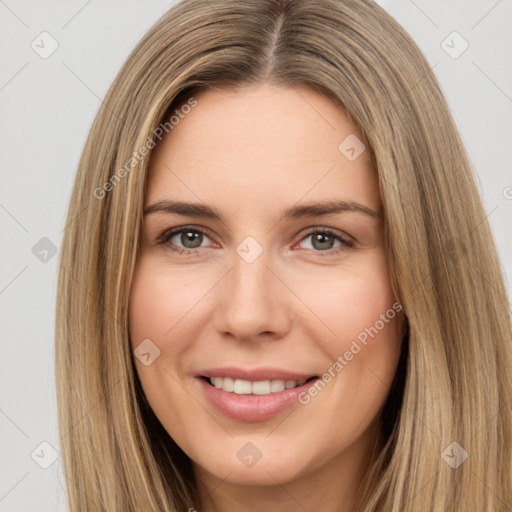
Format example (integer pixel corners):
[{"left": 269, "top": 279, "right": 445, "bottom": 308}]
[
  {"left": 157, "top": 224, "right": 355, "bottom": 254},
  {"left": 298, "top": 226, "right": 354, "bottom": 245},
  {"left": 157, "top": 224, "right": 218, "bottom": 247}
]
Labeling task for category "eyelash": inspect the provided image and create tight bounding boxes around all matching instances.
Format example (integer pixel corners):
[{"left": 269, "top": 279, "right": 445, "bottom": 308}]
[{"left": 157, "top": 225, "right": 355, "bottom": 257}]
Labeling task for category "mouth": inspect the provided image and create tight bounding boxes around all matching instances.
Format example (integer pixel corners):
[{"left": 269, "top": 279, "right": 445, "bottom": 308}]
[
  {"left": 197, "top": 372, "right": 321, "bottom": 421},
  {"left": 200, "top": 375, "right": 318, "bottom": 395}
]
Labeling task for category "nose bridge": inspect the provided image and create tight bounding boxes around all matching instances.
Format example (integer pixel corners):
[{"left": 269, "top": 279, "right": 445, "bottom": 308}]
[
  {"left": 232, "top": 242, "right": 271, "bottom": 299},
  {"left": 214, "top": 237, "right": 290, "bottom": 339}
]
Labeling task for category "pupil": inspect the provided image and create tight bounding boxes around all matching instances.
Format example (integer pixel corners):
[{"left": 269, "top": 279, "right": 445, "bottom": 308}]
[
  {"left": 178, "top": 232, "right": 334, "bottom": 250},
  {"left": 182, "top": 231, "right": 202, "bottom": 248},
  {"left": 313, "top": 233, "right": 333, "bottom": 250}
]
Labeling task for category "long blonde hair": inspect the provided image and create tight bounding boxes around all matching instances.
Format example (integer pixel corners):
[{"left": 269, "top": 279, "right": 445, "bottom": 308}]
[{"left": 55, "top": 0, "right": 512, "bottom": 510}]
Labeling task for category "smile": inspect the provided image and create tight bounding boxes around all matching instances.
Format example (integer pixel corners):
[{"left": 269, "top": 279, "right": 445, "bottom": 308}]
[
  {"left": 203, "top": 376, "right": 316, "bottom": 395},
  {"left": 196, "top": 369, "right": 320, "bottom": 422}
]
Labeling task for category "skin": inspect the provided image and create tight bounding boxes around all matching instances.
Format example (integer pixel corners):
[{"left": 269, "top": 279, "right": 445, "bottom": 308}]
[{"left": 129, "top": 83, "right": 404, "bottom": 512}]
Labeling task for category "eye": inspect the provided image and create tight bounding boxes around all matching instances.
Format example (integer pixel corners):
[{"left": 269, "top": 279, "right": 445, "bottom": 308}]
[
  {"left": 295, "top": 227, "right": 354, "bottom": 255},
  {"left": 158, "top": 226, "right": 216, "bottom": 255},
  {"left": 157, "top": 225, "right": 354, "bottom": 257}
]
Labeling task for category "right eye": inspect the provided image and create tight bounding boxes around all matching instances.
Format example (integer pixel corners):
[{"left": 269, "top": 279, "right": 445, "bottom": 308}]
[{"left": 158, "top": 226, "right": 218, "bottom": 255}]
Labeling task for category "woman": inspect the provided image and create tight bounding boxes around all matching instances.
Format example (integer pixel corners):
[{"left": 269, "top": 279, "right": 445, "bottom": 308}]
[{"left": 55, "top": 0, "right": 512, "bottom": 510}]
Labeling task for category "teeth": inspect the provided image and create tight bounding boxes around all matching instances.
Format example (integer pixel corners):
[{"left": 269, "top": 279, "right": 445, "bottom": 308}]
[
  {"left": 233, "top": 379, "right": 252, "bottom": 394},
  {"left": 222, "top": 377, "right": 234, "bottom": 392},
  {"left": 208, "top": 377, "right": 308, "bottom": 395},
  {"left": 270, "top": 380, "right": 286, "bottom": 392}
]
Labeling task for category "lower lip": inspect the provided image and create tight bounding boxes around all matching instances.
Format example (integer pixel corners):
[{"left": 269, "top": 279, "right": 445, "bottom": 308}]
[{"left": 197, "top": 377, "right": 318, "bottom": 422}]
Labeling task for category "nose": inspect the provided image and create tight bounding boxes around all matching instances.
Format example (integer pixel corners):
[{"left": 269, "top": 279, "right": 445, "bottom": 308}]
[{"left": 213, "top": 247, "right": 292, "bottom": 342}]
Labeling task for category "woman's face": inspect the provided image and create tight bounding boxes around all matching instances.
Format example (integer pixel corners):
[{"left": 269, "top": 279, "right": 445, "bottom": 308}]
[{"left": 129, "top": 84, "right": 403, "bottom": 498}]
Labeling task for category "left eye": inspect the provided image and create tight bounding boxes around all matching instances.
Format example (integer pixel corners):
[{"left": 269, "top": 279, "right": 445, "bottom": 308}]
[
  {"left": 158, "top": 226, "right": 354, "bottom": 255},
  {"left": 297, "top": 229, "right": 354, "bottom": 252}
]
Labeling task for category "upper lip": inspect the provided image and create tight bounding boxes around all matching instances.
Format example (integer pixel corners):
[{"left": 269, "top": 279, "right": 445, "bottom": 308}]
[{"left": 197, "top": 366, "right": 318, "bottom": 382}]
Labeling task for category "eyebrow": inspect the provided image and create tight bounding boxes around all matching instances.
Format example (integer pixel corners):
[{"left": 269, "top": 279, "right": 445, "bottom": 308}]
[{"left": 144, "top": 199, "right": 381, "bottom": 221}]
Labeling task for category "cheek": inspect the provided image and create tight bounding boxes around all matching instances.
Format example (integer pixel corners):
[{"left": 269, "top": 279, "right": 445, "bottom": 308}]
[
  {"left": 128, "top": 257, "right": 200, "bottom": 435},
  {"left": 129, "top": 250, "right": 401, "bottom": 376},
  {"left": 292, "top": 254, "right": 402, "bottom": 413},
  {"left": 293, "top": 253, "right": 398, "bottom": 354},
  {"left": 128, "top": 255, "right": 207, "bottom": 351}
]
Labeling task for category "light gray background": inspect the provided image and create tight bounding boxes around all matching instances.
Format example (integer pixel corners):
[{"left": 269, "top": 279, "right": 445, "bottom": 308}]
[{"left": 1, "top": 1, "right": 511, "bottom": 510}]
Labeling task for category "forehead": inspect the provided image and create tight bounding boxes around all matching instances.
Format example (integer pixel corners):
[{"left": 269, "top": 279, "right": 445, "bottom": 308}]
[{"left": 145, "top": 84, "right": 380, "bottom": 217}]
